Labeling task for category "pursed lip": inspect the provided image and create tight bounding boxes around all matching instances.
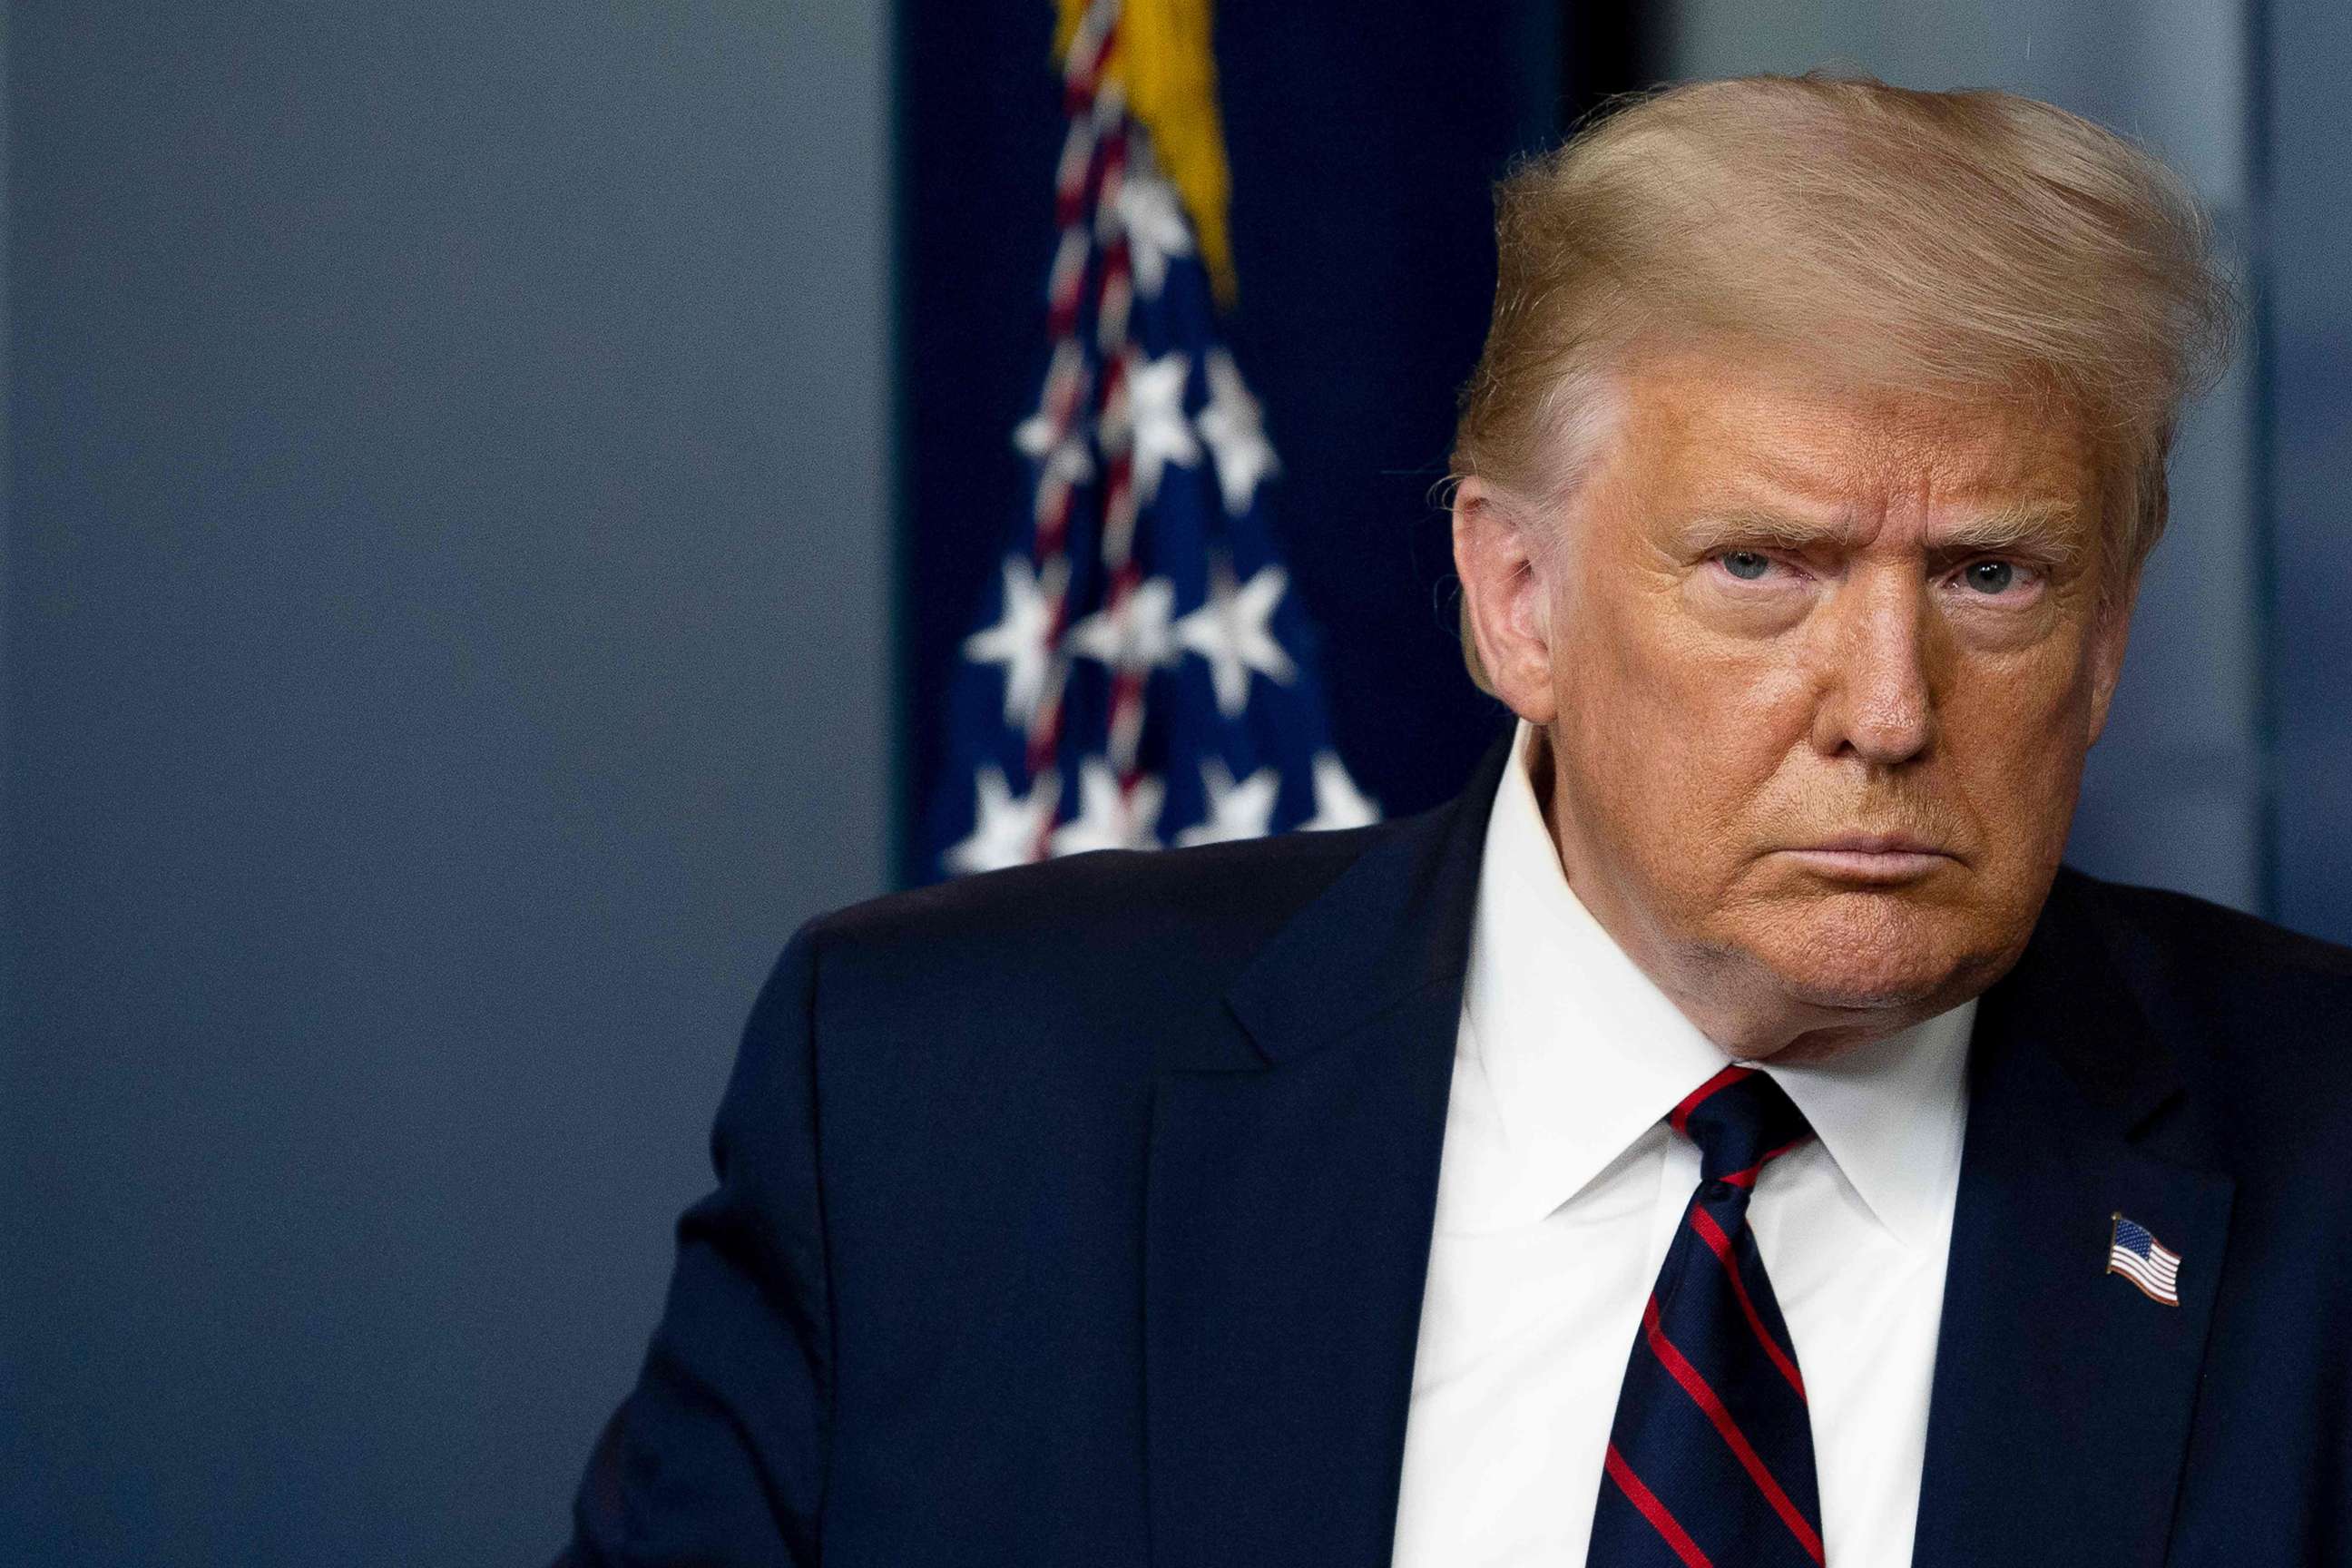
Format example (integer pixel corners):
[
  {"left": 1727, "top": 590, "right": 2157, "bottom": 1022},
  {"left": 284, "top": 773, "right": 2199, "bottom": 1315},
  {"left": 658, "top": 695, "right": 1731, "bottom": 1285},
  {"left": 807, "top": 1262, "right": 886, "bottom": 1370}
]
[
  {"left": 1806, "top": 832, "right": 1946, "bottom": 856},
  {"left": 1776, "top": 833, "right": 1957, "bottom": 883}
]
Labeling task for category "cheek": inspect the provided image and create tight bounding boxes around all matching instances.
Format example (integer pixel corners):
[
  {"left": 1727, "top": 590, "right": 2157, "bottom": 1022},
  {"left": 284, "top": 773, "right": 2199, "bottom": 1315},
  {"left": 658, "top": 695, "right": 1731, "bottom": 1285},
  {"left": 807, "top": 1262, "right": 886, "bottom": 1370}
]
[
  {"left": 1940, "top": 687, "right": 2098, "bottom": 888},
  {"left": 1622, "top": 594, "right": 1814, "bottom": 764},
  {"left": 1553, "top": 588, "right": 1808, "bottom": 877},
  {"left": 1942, "top": 642, "right": 2101, "bottom": 802}
]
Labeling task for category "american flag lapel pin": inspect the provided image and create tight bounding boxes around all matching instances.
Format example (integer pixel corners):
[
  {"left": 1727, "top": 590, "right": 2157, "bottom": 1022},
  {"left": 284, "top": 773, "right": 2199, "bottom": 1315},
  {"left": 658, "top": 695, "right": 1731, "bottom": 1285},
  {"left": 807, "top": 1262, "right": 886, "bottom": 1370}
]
[{"left": 2106, "top": 1211, "right": 2182, "bottom": 1306}]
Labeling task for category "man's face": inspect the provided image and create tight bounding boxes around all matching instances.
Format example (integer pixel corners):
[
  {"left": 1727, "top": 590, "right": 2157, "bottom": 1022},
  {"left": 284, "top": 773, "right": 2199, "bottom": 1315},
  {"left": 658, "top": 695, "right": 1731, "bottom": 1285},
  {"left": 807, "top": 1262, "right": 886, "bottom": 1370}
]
[{"left": 1455, "top": 348, "right": 2133, "bottom": 1059}]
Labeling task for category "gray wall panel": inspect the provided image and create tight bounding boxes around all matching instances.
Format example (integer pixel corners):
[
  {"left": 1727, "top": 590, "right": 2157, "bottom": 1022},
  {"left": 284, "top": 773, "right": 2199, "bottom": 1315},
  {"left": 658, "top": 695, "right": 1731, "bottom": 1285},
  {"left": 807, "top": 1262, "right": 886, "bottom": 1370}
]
[
  {"left": 2269, "top": 0, "right": 2352, "bottom": 940},
  {"left": 2, "top": 5, "right": 892, "bottom": 1562}
]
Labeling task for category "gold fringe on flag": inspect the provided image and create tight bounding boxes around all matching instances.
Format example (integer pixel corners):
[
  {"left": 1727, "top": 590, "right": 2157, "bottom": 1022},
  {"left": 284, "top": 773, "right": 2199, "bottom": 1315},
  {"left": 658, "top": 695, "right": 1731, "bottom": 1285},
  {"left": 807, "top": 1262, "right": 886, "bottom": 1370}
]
[{"left": 1055, "top": 0, "right": 1238, "bottom": 305}]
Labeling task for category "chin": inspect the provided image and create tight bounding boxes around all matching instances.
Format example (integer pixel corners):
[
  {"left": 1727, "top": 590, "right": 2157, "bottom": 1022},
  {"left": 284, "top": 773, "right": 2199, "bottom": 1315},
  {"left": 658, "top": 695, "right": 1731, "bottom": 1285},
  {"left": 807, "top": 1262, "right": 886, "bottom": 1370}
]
[{"left": 1729, "top": 887, "right": 2002, "bottom": 1018}]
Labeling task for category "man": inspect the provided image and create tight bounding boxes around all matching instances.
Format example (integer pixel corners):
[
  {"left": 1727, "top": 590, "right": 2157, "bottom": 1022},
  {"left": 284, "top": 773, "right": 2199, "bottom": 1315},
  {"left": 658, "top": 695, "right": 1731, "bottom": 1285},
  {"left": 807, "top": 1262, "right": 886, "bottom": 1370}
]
[{"left": 560, "top": 77, "right": 2352, "bottom": 1566}]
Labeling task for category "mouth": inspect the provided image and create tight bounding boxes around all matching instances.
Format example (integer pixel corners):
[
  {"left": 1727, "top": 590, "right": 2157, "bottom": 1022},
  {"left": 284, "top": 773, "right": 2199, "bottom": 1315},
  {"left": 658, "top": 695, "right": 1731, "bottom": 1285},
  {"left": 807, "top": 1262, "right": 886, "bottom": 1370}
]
[{"left": 1776, "top": 834, "right": 1956, "bottom": 885}]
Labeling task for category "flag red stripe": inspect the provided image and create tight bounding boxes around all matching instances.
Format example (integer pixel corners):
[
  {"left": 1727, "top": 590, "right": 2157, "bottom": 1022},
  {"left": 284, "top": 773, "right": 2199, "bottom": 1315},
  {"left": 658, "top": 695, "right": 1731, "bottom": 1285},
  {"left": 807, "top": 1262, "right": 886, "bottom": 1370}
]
[
  {"left": 1688, "top": 1206, "right": 1808, "bottom": 1399},
  {"left": 1603, "top": 1444, "right": 1715, "bottom": 1568},
  {"left": 1642, "top": 1298, "right": 1826, "bottom": 1564}
]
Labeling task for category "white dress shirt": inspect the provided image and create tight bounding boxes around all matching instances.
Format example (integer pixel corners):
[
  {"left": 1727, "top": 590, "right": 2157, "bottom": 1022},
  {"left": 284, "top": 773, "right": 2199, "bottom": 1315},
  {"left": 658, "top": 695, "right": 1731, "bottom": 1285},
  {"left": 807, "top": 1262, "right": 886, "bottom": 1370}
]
[{"left": 1389, "top": 721, "right": 1975, "bottom": 1567}]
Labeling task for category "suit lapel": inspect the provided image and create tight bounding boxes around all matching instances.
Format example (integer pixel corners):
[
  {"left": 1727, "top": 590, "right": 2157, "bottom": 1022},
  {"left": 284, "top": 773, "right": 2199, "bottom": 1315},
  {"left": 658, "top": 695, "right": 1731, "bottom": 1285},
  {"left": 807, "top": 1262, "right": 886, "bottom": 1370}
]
[
  {"left": 1143, "top": 730, "right": 1507, "bottom": 1568},
  {"left": 1913, "top": 874, "right": 2235, "bottom": 1568}
]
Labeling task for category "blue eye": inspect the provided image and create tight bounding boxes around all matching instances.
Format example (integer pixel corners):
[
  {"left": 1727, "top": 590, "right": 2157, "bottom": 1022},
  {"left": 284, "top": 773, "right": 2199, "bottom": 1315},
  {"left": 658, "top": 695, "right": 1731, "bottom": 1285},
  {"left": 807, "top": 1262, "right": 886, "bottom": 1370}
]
[
  {"left": 1721, "top": 551, "right": 1771, "bottom": 582},
  {"left": 1963, "top": 561, "right": 2015, "bottom": 593}
]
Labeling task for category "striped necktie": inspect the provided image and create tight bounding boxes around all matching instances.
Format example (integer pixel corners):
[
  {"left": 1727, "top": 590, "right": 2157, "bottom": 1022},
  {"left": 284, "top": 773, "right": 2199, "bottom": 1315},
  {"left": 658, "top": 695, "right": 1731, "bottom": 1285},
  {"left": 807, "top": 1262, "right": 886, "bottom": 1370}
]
[{"left": 1586, "top": 1063, "right": 1826, "bottom": 1567}]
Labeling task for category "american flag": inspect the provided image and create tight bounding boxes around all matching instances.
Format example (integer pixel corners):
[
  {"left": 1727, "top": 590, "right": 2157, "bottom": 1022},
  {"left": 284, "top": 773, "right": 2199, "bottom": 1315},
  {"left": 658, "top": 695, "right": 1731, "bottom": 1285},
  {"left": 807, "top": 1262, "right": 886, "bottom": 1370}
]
[
  {"left": 2106, "top": 1213, "right": 2182, "bottom": 1306},
  {"left": 920, "top": 0, "right": 1377, "bottom": 883}
]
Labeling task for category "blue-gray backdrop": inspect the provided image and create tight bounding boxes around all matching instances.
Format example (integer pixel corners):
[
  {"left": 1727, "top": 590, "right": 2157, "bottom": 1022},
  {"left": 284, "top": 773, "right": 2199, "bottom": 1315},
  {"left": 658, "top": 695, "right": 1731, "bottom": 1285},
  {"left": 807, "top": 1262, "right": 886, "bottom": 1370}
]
[
  {"left": 5, "top": 3, "right": 2347, "bottom": 1565},
  {"left": 3, "top": 4, "right": 892, "bottom": 1563}
]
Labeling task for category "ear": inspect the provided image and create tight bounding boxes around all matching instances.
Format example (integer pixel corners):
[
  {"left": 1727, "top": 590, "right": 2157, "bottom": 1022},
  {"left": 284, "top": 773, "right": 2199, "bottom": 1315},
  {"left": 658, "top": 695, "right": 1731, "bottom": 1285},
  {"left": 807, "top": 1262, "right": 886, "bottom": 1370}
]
[{"left": 1451, "top": 476, "right": 1560, "bottom": 725}]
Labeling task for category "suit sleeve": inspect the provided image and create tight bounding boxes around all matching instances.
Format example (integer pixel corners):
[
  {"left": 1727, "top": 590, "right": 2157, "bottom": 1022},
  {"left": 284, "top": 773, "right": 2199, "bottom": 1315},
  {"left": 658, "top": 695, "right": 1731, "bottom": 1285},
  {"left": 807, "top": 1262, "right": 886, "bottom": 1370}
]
[{"left": 557, "top": 923, "right": 835, "bottom": 1566}]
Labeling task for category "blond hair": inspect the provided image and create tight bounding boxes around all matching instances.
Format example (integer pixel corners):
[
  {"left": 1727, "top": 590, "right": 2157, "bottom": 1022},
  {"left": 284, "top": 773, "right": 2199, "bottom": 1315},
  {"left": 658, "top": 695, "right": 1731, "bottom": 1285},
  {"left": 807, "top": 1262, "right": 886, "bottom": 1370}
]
[{"left": 1451, "top": 74, "right": 2235, "bottom": 689}]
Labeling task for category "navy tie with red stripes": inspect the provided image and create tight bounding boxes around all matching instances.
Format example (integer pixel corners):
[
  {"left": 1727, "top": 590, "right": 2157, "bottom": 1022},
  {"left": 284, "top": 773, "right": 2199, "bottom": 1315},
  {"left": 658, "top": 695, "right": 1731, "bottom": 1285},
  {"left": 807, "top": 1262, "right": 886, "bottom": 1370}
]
[{"left": 1587, "top": 1064, "right": 1826, "bottom": 1567}]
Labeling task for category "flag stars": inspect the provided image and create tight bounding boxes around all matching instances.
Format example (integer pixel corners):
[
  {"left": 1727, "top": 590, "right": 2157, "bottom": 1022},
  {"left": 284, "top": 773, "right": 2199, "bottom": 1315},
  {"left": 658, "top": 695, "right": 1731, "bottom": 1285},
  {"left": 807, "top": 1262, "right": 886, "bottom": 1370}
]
[
  {"left": 1112, "top": 172, "right": 1194, "bottom": 299},
  {"left": 934, "top": 96, "right": 1367, "bottom": 880},
  {"left": 1176, "top": 759, "right": 1281, "bottom": 847},
  {"left": 1066, "top": 575, "right": 1178, "bottom": 672},
  {"left": 963, "top": 555, "right": 1063, "bottom": 727},
  {"left": 1013, "top": 343, "right": 1094, "bottom": 484},
  {"left": 1123, "top": 350, "right": 1201, "bottom": 505},
  {"left": 1050, "top": 758, "right": 1165, "bottom": 856},
  {"left": 944, "top": 765, "right": 1059, "bottom": 874},
  {"left": 1175, "top": 556, "right": 1296, "bottom": 717},
  {"left": 1196, "top": 349, "right": 1279, "bottom": 515},
  {"left": 1302, "top": 750, "right": 1380, "bottom": 831}
]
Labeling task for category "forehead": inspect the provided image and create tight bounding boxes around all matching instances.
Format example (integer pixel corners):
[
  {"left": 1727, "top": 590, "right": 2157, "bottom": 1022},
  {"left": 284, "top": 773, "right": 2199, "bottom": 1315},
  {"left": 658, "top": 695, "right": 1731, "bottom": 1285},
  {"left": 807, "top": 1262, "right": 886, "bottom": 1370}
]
[{"left": 1602, "top": 347, "right": 2102, "bottom": 531}]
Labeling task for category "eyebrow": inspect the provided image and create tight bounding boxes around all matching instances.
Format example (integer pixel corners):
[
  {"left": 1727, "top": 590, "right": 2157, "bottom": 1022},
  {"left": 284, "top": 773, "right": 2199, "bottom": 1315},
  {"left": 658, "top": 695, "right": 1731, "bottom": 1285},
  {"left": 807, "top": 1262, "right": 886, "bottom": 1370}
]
[{"left": 1678, "top": 503, "right": 2089, "bottom": 565}]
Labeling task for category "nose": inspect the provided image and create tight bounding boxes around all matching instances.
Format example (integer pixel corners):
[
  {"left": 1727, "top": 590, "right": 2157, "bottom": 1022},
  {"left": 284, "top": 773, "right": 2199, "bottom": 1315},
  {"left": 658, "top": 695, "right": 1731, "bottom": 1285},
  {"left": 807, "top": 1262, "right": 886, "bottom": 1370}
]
[{"left": 1809, "top": 565, "right": 1936, "bottom": 766}]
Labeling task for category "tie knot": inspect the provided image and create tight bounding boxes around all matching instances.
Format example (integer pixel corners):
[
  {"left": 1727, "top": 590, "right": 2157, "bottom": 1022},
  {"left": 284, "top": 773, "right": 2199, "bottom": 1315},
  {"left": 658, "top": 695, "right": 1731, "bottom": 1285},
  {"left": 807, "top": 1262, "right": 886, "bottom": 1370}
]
[{"left": 1669, "top": 1065, "right": 1814, "bottom": 1185}]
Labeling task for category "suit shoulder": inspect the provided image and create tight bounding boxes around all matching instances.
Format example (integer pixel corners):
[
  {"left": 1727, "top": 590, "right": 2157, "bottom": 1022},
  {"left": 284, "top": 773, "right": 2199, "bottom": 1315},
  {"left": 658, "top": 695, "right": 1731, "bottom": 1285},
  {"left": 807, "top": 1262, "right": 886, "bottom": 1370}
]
[
  {"left": 818, "top": 823, "right": 1387, "bottom": 953},
  {"left": 2058, "top": 867, "right": 2352, "bottom": 1126},
  {"left": 789, "top": 824, "right": 1396, "bottom": 1046},
  {"left": 2062, "top": 867, "right": 2352, "bottom": 985}
]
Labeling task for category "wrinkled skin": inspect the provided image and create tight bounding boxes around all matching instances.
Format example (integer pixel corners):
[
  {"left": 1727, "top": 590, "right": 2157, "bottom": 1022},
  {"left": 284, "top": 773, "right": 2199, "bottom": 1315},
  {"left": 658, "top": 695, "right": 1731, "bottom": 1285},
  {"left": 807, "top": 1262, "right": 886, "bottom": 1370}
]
[{"left": 1453, "top": 348, "right": 2136, "bottom": 1061}]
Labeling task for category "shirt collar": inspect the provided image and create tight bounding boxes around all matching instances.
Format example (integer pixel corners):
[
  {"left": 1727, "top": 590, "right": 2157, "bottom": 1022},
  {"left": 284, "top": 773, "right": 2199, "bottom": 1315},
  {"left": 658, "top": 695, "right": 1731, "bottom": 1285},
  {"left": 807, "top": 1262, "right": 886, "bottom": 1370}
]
[
  {"left": 1463, "top": 719, "right": 1973, "bottom": 1250},
  {"left": 1766, "top": 1000, "right": 1973, "bottom": 1252}
]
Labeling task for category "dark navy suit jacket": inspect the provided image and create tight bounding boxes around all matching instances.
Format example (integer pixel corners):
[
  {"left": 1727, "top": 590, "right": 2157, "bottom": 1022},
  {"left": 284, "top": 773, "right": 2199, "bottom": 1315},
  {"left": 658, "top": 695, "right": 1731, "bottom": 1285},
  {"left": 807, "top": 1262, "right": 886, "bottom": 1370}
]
[{"left": 561, "top": 735, "right": 2352, "bottom": 1565}]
